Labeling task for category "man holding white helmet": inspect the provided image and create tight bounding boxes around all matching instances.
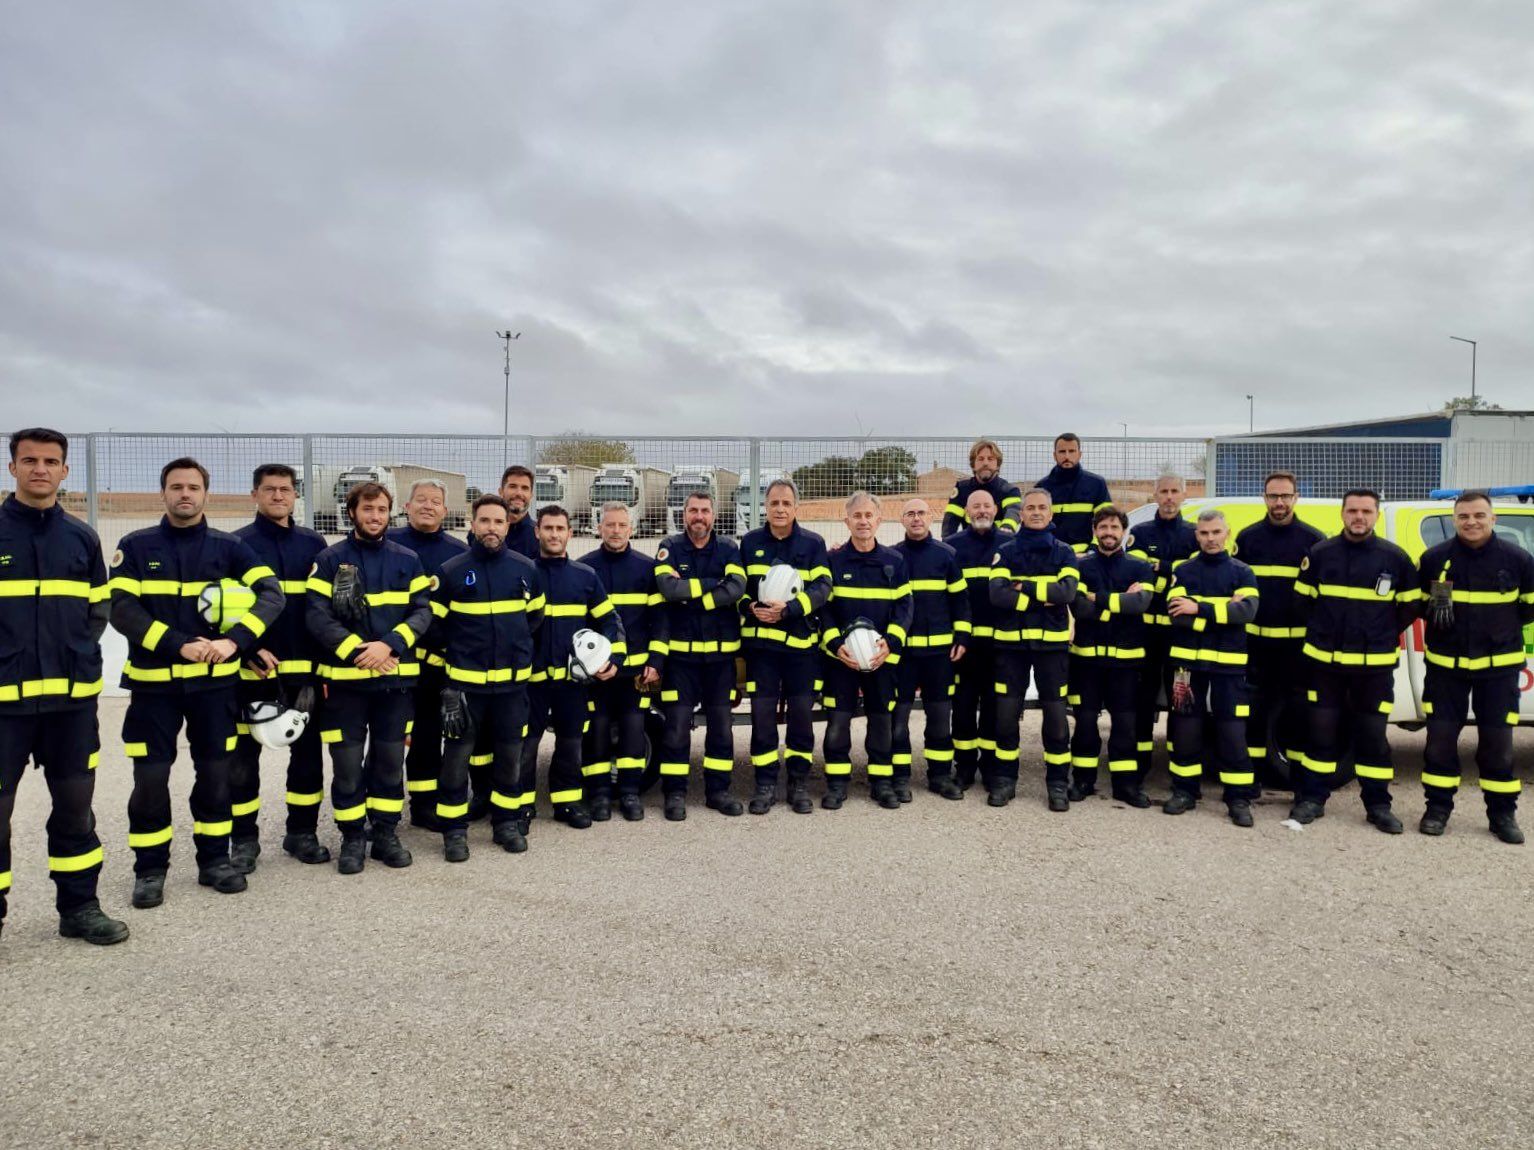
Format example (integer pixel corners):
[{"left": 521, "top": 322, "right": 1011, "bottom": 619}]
[
  {"left": 518, "top": 506, "right": 621, "bottom": 833},
  {"left": 819, "top": 492, "right": 912, "bottom": 810},
  {"left": 229, "top": 463, "right": 331, "bottom": 872},
  {"left": 738, "top": 478, "right": 832, "bottom": 815}
]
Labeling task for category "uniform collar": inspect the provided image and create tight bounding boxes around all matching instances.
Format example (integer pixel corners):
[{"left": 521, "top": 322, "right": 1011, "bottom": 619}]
[
  {"left": 251, "top": 513, "right": 293, "bottom": 538},
  {"left": 2, "top": 493, "right": 62, "bottom": 528},
  {"left": 159, "top": 515, "right": 208, "bottom": 539},
  {"left": 1196, "top": 549, "right": 1230, "bottom": 565},
  {"left": 351, "top": 531, "right": 386, "bottom": 551}
]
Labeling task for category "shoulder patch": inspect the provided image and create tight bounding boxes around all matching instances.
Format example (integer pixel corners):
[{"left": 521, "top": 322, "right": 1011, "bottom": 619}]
[
  {"left": 655, "top": 547, "right": 668, "bottom": 561},
  {"left": 110, "top": 549, "right": 124, "bottom": 568},
  {"left": 309, "top": 561, "right": 320, "bottom": 577},
  {"left": 991, "top": 553, "right": 1000, "bottom": 565},
  {"left": 949, "top": 487, "right": 958, "bottom": 499},
  {"left": 429, "top": 574, "right": 441, "bottom": 591},
  {"left": 1300, "top": 556, "right": 1309, "bottom": 570}
]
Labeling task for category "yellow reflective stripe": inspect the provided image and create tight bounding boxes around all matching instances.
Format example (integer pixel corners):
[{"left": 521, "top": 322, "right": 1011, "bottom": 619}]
[
  {"left": 128, "top": 826, "right": 173, "bottom": 847},
  {"left": 88, "top": 583, "right": 110, "bottom": 603},
  {"left": 436, "top": 801, "right": 470, "bottom": 818},
  {"left": 123, "top": 661, "right": 239, "bottom": 681},
  {"left": 909, "top": 579, "right": 949, "bottom": 592},
  {"left": 1480, "top": 777, "right": 1522, "bottom": 794},
  {"left": 231, "top": 797, "right": 261, "bottom": 817},
  {"left": 278, "top": 579, "right": 308, "bottom": 593},
  {"left": 945, "top": 503, "right": 966, "bottom": 518},
  {"left": 1167, "top": 647, "right": 1248, "bottom": 666},
  {"left": 334, "top": 803, "right": 367, "bottom": 821},
  {"left": 430, "top": 600, "right": 449, "bottom": 618},
  {"left": 320, "top": 728, "right": 343, "bottom": 743},
  {"left": 409, "top": 575, "right": 432, "bottom": 593},
  {"left": 1420, "top": 772, "right": 1460, "bottom": 789},
  {"left": 1315, "top": 584, "right": 1396, "bottom": 602},
  {"left": 991, "top": 628, "right": 1070, "bottom": 643},
  {"left": 193, "top": 819, "right": 233, "bottom": 836},
  {"left": 550, "top": 788, "right": 583, "bottom": 803},
  {"left": 1054, "top": 502, "right": 1095, "bottom": 513},
  {"left": 1302, "top": 644, "right": 1399, "bottom": 667},
  {"left": 242, "top": 565, "right": 276, "bottom": 586},
  {"left": 142, "top": 620, "right": 169, "bottom": 651},
  {"left": 1423, "top": 648, "right": 1526, "bottom": 671},
  {"left": 833, "top": 586, "right": 905, "bottom": 601},
  {"left": 335, "top": 634, "right": 363, "bottom": 659},
  {"left": 366, "top": 797, "right": 404, "bottom": 813},
  {"left": 665, "top": 639, "right": 741, "bottom": 654},
  {"left": 905, "top": 634, "right": 956, "bottom": 648},
  {"left": 590, "top": 599, "right": 614, "bottom": 618},
  {"left": 545, "top": 603, "right": 589, "bottom": 618},
  {"left": 1353, "top": 765, "right": 1393, "bottom": 780},
  {"left": 608, "top": 592, "right": 652, "bottom": 605},
  {"left": 48, "top": 846, "right": 104, "bottom": 873},
  {"left": 364, "top": 591, "right": 411, "bottom": 606},
  {"left": 306, "top": 577, "right": 333, "bottom": 596},
  {"left": 286, "top": 790, "right": 324, "bottom": 806},
  {"left": 0, "top": 578, "right": 94, "bottom": 597},
  {"left": 1248, "top": 565, "right": 1301, "bottom": 579},
  {"left": 1247, "top": 624, "right": 1306, "bottom": 638},
  {"left": 449, "top": 598, "right": 531, "bottom": 614},
  {"left": 392, "top": 623, "right": 417, "bottom": 647},
  {"left": 445, "top": 665, "right": 533, "bottom": 684},
  {"left": 0, "top": 677, "right": 103, "bottom": 702},
  {"left": 317, "top": 663, "right": 421, "bottom": 680},
  {"left": 406, "top": 779, "right": 438, "bottom": 793}
]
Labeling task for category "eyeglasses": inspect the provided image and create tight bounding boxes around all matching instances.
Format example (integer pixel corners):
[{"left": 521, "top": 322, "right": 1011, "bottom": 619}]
[{"left": 1264, "top": 493, "right": 1297, "bottom": 502}]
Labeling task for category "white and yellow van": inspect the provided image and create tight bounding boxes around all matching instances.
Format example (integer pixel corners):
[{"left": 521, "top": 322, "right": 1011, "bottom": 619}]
[{"left": 1127, "top": 498, "right": 1534, "bottom": 724}]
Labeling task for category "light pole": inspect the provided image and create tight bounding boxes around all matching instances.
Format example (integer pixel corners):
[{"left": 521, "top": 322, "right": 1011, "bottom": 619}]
[
  {"left": 1119, "top": 422, "right": 1128, "bottom": 481},
  {"left": 1450, "top": 336, "right": 1477, "bottom": 403},
  {"left": 1245, "top": 394, "right": 1254, "bottom": 433},
  {"left": 496, "top": 330, "right": 521, "bottom": 462}
]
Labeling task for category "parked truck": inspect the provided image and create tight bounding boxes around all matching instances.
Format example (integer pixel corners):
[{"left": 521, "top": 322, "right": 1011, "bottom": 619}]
[
  {"left": 536, "top": 465, "right": 597, "bottom": 532},
  {"left": 666, "top": 466, "right": 741, "bottom": 535},
  {"left": 732, "top": 471, "right": 785, "bottom": 534},
  {"left": 306, "top": 465, "right": 348, "bottom": 534},
  {"left": 332, "top": 464, "right": 470, "bottom": 530},
  {"left": 588, "top": 464, "right": 671, "bottom": 536}
]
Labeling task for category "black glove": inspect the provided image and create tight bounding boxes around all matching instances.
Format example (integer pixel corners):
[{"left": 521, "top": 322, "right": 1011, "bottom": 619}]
[
  {"left": 441, "top": 687, "right": 472, "bottom": 741},
  {"left": 332, "top": 563, "right": 366, "bottom": 623},
  {"left": 1427, "top": 580, "right": 1454, "bottom": 630},
  {"left": 290, "top": 683, "right": 317, "bottom": 715}
]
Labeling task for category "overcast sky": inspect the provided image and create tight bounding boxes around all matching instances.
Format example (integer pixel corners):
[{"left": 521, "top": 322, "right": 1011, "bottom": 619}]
[{"left": 2, "top": 1, "right": 1530, "bottom": 441}]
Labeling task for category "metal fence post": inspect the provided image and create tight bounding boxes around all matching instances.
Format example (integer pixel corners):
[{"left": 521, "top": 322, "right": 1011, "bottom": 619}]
[
  {"left": 302, "top": 434, "right": 315, "bottom": 529},
  {"left": 1205, "top": 438, "right": 1218, "bottom": 498},
  {"left": 86, "top": 433, "right": 99, "bottom": 529},
  {"left": 523, "top": 436, "right": 537, "bottom": 469},
  {"left": 747, "top": 438, "right": 761, "bottom": 533}
]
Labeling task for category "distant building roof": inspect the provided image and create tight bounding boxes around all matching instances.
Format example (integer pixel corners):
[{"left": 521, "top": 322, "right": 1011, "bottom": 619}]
[{"left": 1237, "top": 410, "right": 1534, "bottom": 440}]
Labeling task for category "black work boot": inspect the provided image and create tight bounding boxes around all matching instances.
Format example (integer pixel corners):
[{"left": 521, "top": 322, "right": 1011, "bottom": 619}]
[
  {"left": 821, "top": 782, "right": 848, "bottom": 811},
  {"left": 1366, "top": 806, "right": 1403, "bottom": 835},
  {"left": 1288, "top": 799, "right": 1326, "bottom": 824},
  {"left": 987, "top": 781, "right": 1016, "bottom": 808},
  {"left": 1490, "top": 811, "right": 1525, "bottom": 845},
  {"left": 338, "top": 835, "right": 367, "bottom": 875},
  {"left": 410, "top": 802, "right": 441, "bottom": 832},
  {"left": 1112, "top": 784, "right": 1152, "bottom": 808},
  {"left": 197, "top": 861, "right": 249, "bottom": 894},
  {"left": 748, "top": 784, "right": 777, "bottom": 815},
  {"left": 443, "top": 830, "right": 470, "bottom": 863},
  {"left": 664, "top": 792, "right": 687, "bottom": 821},
  {"left": 131, "top": 872, "right": 166, "bottom": 909},
  {"left": 554, "top": 803, "right": 593, "bottom": 830},
  {"left": 1046, "top": 785, "right": 1070, "bottom": 813},
  {"left": 370, "top": 826, "right": 414, "bottom": 867},
  {"left": 618, "top": 795, "right": 645, "bottom": 821},
  {"left": 1066, "top": 779, "right": 1096, "bottom": 802},
  {"left": 229, "top": 838, "right": 261, "bottom": 875},
  {"left": 59, "top": 901, "right": 130, "bottom": 945},
  {"left": 1162, "top": 791, "right": 1197, "bottom": 815},
  {"left": 1418, "top": 806, "right": 1451, "bottom": 836},
  {"left": 928, "top": 776, "right": 964, "bottom": 801},
  {"left": 588, "top": 795, "right": 613, "bottom": 823},
  {"left": 493, "top": 821, "right": 528, "bottom": 853},
  {"left": 893, "top": 781, "right": 913, "bottom": 804},
  {"left": 282, "top": 832, "right": 332, "bottom": 864},
  {"left": 1227, "top": 800, "right": 1255, "bottom": 828},
  {"left": 706, "top": 791, "right": 744, "bottom": 816},
  {"left": 788, "top": 779, "right": 814, "bottom": 814},
  {"left": 871, "top": 783, "right": 900, "bottom": 810}
]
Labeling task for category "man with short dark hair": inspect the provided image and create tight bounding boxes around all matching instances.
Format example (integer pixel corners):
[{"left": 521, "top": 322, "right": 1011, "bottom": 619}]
[
  {"left": 1291, "top": 489, "right": 1420, "bottom": 832},
  {"left": 387, "top": 478, "right": 468, "bottom": 829},
  {"left": 0, "top": 429, "right": 128, "bottom": 944},
  {"left": 1232, "top": 471, "right": 1324, "bottom": 789},
  {"left": 1036, "top": 434, "right": 1112, "bottom": 554},
  {"left": 307, "top": 482, "right": 433, "bottom": 874},
  {"left": 947, "top": 489, "right": 1005, "bottom": 791},
  {"left": 942, "top": 439, "right": 1021, "bottom": 536},
  {"left": 111, "top": 457, "right": 286, "bottom": 906},
  {"left": 499, "top": 465, "right": 538, "bottom": 560},
  {"left": 229, "top": 463, "right": 331, "bottom": 871},
  {"left": 1128, "top": 473, "right": 1198, "bottom": 775},
  {"left": 1417, "top": 491, "right": 1534, "bottom": 843}
]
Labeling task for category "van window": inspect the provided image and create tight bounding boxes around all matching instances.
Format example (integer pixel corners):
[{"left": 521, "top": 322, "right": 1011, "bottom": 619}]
[{"left": 1419, "top": 513, "right": 1534, "bottom": 551}]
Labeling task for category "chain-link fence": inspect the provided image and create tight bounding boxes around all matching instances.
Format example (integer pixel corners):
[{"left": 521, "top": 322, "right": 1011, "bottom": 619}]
[{"left": 57, "top": 430, "right": 1532, "bottom": 560}]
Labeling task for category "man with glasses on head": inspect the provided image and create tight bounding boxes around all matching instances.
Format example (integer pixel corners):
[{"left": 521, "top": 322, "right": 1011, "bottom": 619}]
[
  {"left": 1231, "top": 471, "right": 1324, "bottom": 790},
  {"left": 229, "top": 464, "right": 331, "bottom": 871},
  {"left": 1290, "top": 489, "right": 1420, "bottom": 833},
  {"left": 942, "top": 439, "right": 1021, "bottom": 537},
  {"left": 387, "top": 479, "right": 468, "bottom": 830},
  {"left": 1416, "top": 491, "right": 1534, "bottom": 844}
]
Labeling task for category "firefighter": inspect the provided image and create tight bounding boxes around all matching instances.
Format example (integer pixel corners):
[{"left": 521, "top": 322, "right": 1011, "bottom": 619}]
[
  {"left": 1231, "top": 471, "right": 1324, "bottom": 787},
  {"left": 941, "top": 439, "right": 1021, "bottom": 536},
  {"left": 578, "top": 501, "right": 667, "bottom": 822},
  {"left": 229, "top": 464, "right": 330, "bottom": 871},
  {"left": 519, "top": 505, "right": 622, "bottom": 831},
  {"left": 306, "top": 481, "right": 433, "bottom": 874},
  {"left": 1417, "top": 491, "right": 1534, "bottom": 843},
  {"left": 1067, "top": 507, "right": 1155, "bottom": 807},
  {"left": 989, "top": 489, "right": 1078, "bottom": 809},
  {"left": 1162, "top": 509, "right": 1261, "bottom": 826},
  {"left": 1290, "top": 489, "right": 1421, "bottom": 833},
  {"left": 947, "top": 489, "right": 1006, "bottom": 791},
  {"left": 499, "top": 465, "right": 539, "bottom": 561},
  {"left": 1035, "top": 433, "right": 1112, "bottom": 554},
  {"left": 432, "top": 495, "right": 545, "bottom": 860},
  {"left": 111, "top": 457, "right": 285, "bottom": 907},
  {"left": 1128, "top": 473, "right": 1198, "bottom": 775},
  {"left": 654, "top": 491, "right": 747, "bottom": 820},
  {"left": 893, "top": 497, "right": 970, "bottom": 801},
  {"left": 819, "top": 492, "right": 913, "bottom": 809},
  {"left": 0, "top": 428, "right": 127, "bottom": 944},
  {"left": 386, "top": 478, "right": 468, "bottom": 830},
  {"left": 738, "top": 477, "right": 831, "bottom": 815}
]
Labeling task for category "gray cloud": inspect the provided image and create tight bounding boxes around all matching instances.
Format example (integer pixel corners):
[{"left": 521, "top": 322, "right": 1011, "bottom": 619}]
[{"left": 2, "top": 0, "right": 1530, "bottom": 444}]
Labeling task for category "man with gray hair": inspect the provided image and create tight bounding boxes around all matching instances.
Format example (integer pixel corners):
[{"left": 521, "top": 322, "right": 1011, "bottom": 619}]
[
  {"left": 388, "top": 478, "right": 468, "bottom": 828},
  {"left": 1162, "top": 508, "right": 1261, "bottom": 825},
  {"left": 1128, "top": 472, "right": 1198, "bottom": 777}
]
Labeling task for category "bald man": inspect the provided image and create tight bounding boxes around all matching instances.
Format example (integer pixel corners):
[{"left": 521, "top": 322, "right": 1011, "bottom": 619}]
[
  {"left": 946, "top": 489, "right": 1006, "bottom": 791},
  {"left": 893, "top": 499, "right": 970, "bottom": 800}
]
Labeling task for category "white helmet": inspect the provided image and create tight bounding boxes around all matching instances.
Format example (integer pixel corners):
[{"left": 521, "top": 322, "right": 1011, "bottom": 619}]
[
  {"left": 758, "top": 563, "right": 802, "bottom": 605},
  {"left": 568, "top": 628, "right": 613, "bottom": 683},
  {"left": 842, "top": 617, "right": 884, "bottom": 672},
  {"left": 198, "top": 579, "right": 256, "bottom": 633},
  {"left": 244, "top": 700, "right": 310, "bottom": 749}
]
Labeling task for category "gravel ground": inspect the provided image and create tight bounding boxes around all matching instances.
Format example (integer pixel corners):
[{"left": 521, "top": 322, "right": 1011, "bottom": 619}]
[{"left": 2, "top": 700, "right": 1532, "bottom": 1149}]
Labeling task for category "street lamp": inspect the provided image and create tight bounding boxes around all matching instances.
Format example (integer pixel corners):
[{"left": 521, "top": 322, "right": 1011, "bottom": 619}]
[
  {"left": 496, "top": 330, "right": 521, "bottom": 461},
  {"left": 1450, "top": 336, "right": 1477, "bottom": 403},
  {"left": 1245, "top": 394, "right": 1254, "bottom": 433}
]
